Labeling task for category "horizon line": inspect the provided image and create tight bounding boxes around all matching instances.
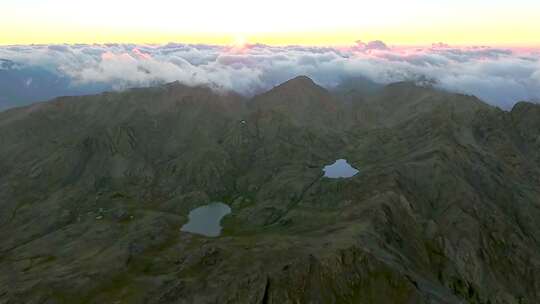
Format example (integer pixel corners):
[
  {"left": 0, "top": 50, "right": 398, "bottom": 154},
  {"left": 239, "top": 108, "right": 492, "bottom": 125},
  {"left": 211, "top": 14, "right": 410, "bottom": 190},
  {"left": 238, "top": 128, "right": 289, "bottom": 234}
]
[{"left": 1, "top": 41, "right": 540, "bottom": 48}]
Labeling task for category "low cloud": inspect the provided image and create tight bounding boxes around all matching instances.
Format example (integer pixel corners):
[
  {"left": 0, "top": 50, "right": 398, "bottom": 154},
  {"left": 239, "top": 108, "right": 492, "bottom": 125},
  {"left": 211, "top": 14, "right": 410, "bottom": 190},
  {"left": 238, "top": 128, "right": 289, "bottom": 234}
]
[
  {"left": 354, "top": 40, "right": 390, "bottom": 51},
  {"left": 1, "top": 41, "right": 539, "bottom": 109}
]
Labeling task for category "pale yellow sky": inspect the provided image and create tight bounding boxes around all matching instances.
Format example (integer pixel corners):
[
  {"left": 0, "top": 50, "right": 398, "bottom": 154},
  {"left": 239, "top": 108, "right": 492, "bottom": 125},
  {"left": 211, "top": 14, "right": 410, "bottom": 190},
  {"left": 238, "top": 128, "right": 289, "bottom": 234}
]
[{"left": 1, "top": 0, "right": 539, "bottom": 46}]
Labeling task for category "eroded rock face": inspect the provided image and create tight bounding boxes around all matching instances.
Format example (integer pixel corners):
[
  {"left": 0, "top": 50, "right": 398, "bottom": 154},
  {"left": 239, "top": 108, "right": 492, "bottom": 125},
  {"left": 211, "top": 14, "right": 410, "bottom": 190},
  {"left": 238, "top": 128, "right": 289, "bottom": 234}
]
[{"left": 0, "top": 77, "right": 539, "bottom": 303}]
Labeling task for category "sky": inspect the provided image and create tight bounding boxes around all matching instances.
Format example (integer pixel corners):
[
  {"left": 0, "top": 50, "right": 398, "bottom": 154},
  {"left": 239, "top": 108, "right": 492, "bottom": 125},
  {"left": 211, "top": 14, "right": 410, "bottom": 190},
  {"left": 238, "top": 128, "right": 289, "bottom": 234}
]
[{"left": 1, "top": 0, "right": 540, "bottom": 46}]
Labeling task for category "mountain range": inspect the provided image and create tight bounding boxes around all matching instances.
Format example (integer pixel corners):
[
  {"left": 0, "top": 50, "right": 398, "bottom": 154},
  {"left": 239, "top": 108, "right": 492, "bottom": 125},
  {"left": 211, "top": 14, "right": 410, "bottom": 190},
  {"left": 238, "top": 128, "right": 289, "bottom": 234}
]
[
  {"left": 0, "top": 76, "right": 539, "bottom": 303},
  {"left": 0, "top": 59, "right": 110, "bottom": 111}
]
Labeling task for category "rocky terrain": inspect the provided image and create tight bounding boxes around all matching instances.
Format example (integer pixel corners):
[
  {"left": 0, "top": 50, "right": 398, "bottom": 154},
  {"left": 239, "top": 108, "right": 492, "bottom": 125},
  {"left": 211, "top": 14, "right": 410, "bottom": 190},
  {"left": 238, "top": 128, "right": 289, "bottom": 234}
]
[{"left": 0, "top": 76, "right": 539, "bottom": 303}]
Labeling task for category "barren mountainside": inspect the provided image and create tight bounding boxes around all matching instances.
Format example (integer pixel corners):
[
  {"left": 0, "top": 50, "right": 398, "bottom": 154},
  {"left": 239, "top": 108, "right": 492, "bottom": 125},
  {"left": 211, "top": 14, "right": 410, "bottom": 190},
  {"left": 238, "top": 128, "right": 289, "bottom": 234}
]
[{"left": 0, "top": 76, "right": 539, "bottom": 303}]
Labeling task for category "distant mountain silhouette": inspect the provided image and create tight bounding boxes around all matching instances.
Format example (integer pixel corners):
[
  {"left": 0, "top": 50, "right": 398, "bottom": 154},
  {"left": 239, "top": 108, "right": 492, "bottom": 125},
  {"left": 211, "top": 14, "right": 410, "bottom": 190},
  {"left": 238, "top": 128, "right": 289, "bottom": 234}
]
[{"left": 0, "top": 59, "right": 110, "bottom": 110}]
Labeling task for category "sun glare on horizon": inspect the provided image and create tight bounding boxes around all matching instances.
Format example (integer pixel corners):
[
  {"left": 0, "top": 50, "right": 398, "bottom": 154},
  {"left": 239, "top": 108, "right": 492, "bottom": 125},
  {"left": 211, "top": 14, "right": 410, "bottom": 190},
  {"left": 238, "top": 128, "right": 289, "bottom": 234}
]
[{"left": 1, "top": 0, "right": 539, "bottom": 46}]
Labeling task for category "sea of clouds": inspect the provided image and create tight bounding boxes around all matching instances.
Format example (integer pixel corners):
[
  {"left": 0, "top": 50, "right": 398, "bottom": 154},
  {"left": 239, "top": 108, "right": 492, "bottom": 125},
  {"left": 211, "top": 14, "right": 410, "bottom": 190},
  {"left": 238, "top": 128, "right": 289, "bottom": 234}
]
[{"left": 1, "top": 41, "right": 539, "bottom": 109}]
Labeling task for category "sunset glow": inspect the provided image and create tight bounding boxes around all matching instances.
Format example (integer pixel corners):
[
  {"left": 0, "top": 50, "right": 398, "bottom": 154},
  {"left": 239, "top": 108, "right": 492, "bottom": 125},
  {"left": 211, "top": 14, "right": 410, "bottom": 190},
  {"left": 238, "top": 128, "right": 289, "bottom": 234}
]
[{"left": 1, "top": 0, "right": 539, "bottom": 46}]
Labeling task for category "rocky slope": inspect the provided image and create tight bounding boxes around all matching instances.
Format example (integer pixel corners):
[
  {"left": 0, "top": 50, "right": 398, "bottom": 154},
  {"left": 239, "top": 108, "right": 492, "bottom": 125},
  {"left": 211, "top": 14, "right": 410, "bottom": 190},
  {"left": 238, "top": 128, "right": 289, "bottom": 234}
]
[{"left": 0, "top": 76, "right": 539, "bottom": 303}]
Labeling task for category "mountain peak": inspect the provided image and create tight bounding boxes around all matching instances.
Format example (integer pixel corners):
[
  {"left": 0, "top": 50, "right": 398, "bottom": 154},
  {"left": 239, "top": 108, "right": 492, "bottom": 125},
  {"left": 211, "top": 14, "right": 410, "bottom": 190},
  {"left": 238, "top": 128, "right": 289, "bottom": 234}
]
[
  {"left": 249, "top": 75, "right": 338, "bottom": 126},
  {"left": 255, "top": 75, "right": 331, "bottom": 102},
  {"left": 286, "top": 75, "right": 315, "bottom": 85},
  {"left": 275, "top": 75, "right": 319, "bottom": 89}
]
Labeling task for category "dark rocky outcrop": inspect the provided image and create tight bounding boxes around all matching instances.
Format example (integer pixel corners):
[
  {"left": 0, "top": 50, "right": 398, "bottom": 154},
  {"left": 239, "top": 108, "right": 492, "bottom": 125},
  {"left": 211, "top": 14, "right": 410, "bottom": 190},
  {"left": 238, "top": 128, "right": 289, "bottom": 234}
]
[{"left": 0, "top": 77, "right": 539, "bottom": 303}]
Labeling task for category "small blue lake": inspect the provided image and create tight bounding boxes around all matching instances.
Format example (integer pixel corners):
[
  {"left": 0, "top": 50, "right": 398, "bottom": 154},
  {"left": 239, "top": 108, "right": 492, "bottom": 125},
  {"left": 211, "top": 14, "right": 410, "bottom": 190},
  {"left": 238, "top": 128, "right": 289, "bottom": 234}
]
[
  {"left": 181, "top": 202, "right": 231, "bottom": 237},
  {"left": 323, "top": 159, "right": 359, "bottom": 178}
]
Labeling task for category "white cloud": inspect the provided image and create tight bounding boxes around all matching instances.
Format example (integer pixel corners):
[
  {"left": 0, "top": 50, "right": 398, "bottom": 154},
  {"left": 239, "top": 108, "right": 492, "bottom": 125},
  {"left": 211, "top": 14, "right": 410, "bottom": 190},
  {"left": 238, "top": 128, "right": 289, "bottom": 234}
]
[{"left": 1, "top": 42, "right": 539, "bottom": 109}]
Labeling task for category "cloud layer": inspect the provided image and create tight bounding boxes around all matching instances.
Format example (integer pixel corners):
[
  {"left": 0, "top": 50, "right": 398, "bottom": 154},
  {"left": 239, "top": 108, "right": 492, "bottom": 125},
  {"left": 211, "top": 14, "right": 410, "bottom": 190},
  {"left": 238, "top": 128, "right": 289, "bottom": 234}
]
[{"left": 1, "top": 42, "right": 539, "bottom": 109}]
